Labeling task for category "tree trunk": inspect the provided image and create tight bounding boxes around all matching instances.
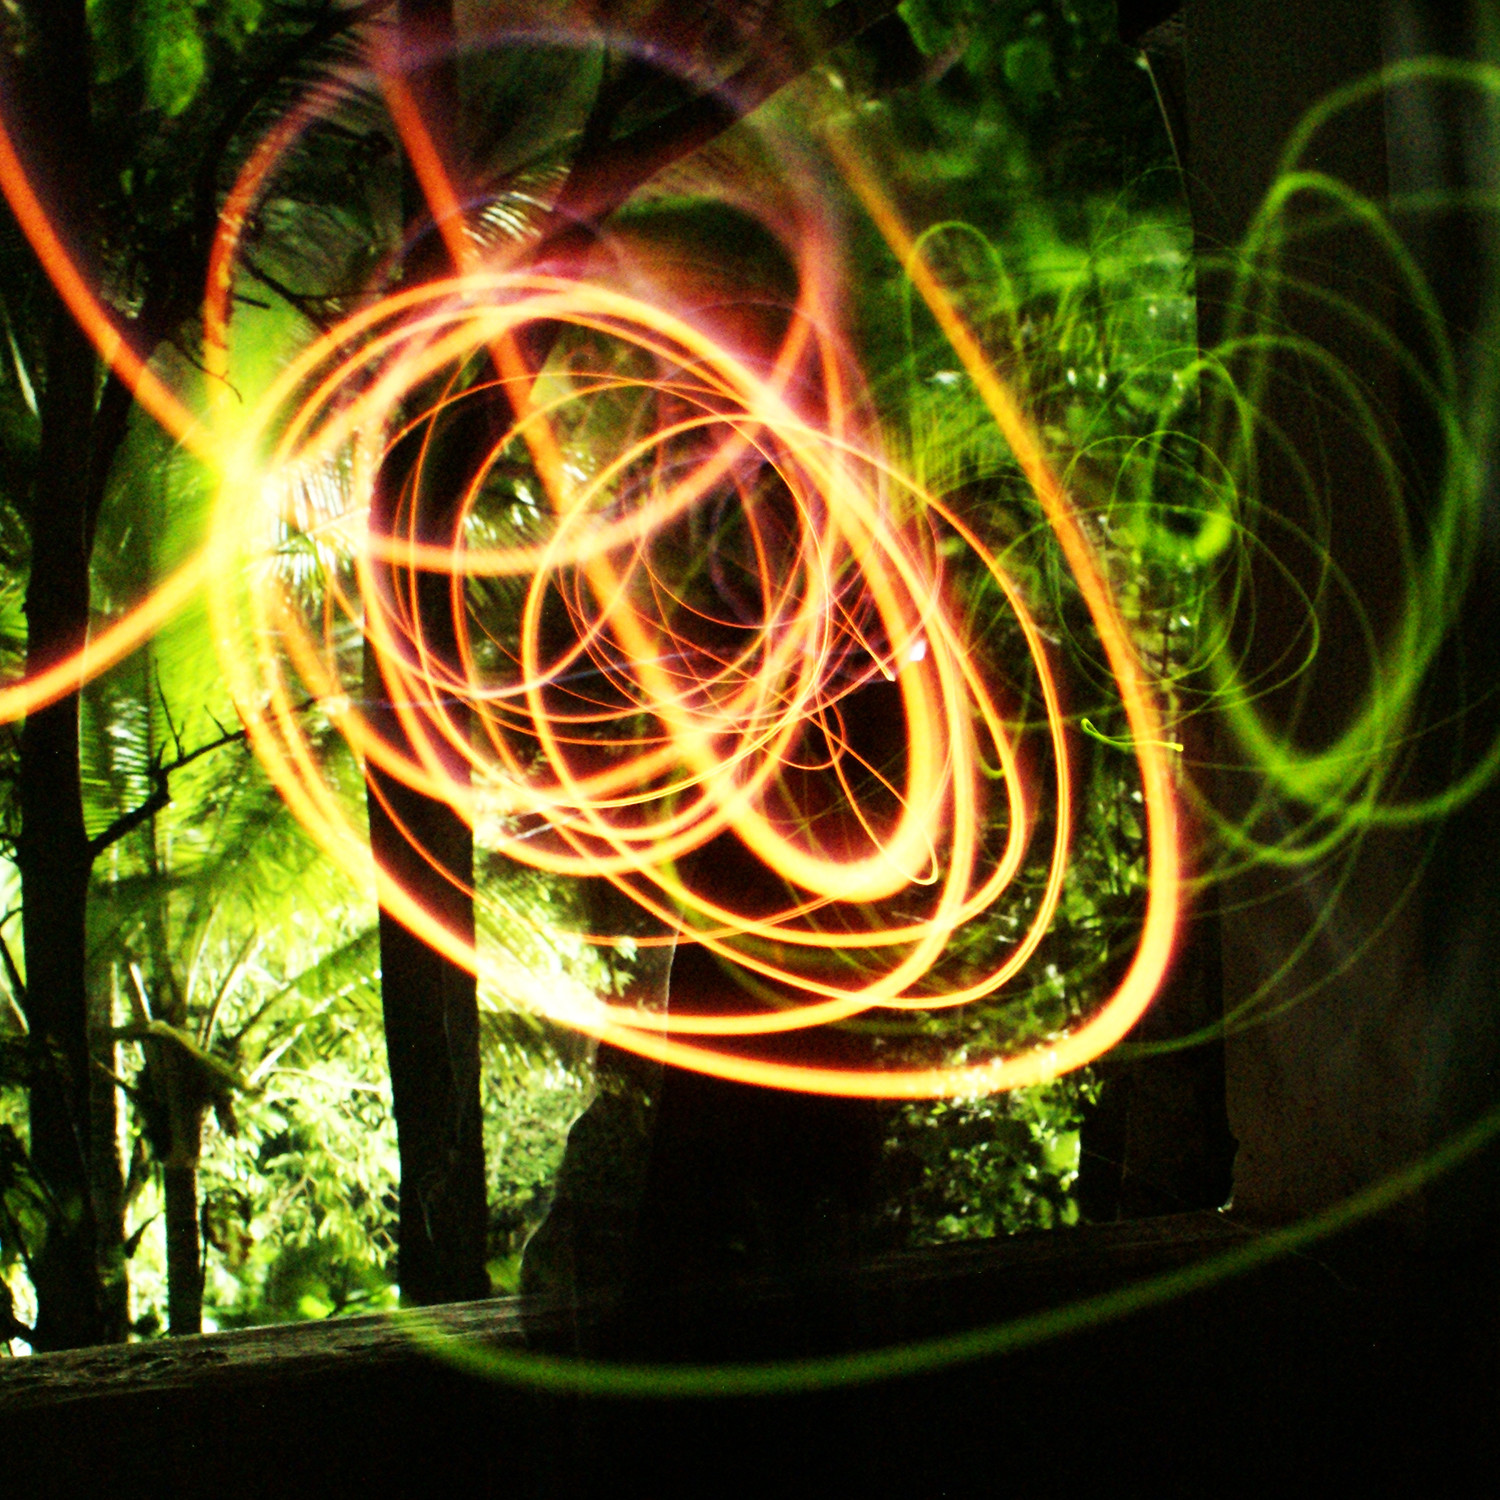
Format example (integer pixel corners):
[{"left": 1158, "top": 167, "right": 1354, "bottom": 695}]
[
  {"left": 368, "top": 764, "right": 490, "bottom": 1305},
  {"left": 88, "top": 975, "right": 129, "bottom": 1342},
  {"left": 7, "top": 0, "right": 126, "bottom": 1350},
  {"left": 162, "top": 1164, "right": 202, "bottom": 1336},
  {"left": 17, "top": 270, "right": 105, "bottom": 1355},
  {"left": 363, "top": 0, "right": 490, "bottom": 1307},
  {"left": 364, "top": 413, "right": 489, "bottom": 1304},
  {"left": 161, "top": 1060, "right": 205, "bottom": 1338}
]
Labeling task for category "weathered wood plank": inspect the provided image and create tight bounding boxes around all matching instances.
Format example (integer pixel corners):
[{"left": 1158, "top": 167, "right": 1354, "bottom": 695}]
[{"left": 0, "top": 1212, "right": 1249, "bottom": 1413}]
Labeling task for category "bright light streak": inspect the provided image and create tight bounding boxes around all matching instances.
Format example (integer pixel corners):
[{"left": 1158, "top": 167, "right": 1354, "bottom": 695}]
[{"left": 0, "top": 37, "right": 1181, "bottom": 1099}]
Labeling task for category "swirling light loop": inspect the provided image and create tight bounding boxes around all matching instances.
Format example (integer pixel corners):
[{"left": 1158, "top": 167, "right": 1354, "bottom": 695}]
[{"left": 0, "top": 44, "right": 1182, "bottom": 1099}]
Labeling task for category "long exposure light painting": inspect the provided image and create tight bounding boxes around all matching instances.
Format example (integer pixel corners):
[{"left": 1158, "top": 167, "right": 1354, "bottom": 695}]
[
  {"left": 8, "top": 1, "right": 1500, "bottom": 1417},
  {"left": 0, "top": 21, "right": 1180, "bottom": 1101}
]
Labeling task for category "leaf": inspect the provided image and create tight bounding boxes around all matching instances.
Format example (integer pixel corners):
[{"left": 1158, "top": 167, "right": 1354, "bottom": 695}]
[
  {"left": 0, "top": 1274, "right": 32, "bottom": 1339},
  {"left": 140, "top": 0, "right": 206, "bottom": 117},
  {"left": 898, "top": 0, "right": 967, "bottom": 58},
  {"left": 87, "top": 0, "right": 138, "bottom": 88},
  {"left": 200, "top": 0, "right": 263, "bottom": 51},
  {"left": 123, "top": 1214, "right": 157, "bottom": 1259},
  {"left": 1002, "top": 37, "right": 1058, "bottom": 109}
]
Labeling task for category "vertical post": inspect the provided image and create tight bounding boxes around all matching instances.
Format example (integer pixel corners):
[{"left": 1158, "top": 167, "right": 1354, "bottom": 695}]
[{"left": 1180, "top": 0, "right": 1494, "bottom": 1227}]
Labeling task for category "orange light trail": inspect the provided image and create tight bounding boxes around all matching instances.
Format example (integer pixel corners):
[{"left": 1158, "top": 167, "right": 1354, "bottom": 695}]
[{"left": 0, "top": 43, "right": 1181, "bottom": 1098}]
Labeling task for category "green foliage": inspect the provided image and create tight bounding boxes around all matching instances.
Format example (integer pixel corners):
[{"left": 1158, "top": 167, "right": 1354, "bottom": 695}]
[
  {"left": 482, "top": 1044, "right": 590, "bottom": 1292},
  {"left": 0, "top": 0, "right": 1208, "bottom": 1350},
  {"left": 882, "top": 1075, "right": 1096, "bottom": 1241},
  {"left": 1002, "top": 35, "right": 1060, "bottom": 110},
  {"left": 0, "top": 1117, "right": 43, "bottom": 1340},
  {"left": 831, "top": 0, "right": 1198, "bottom": 1240},
  {"left": 897, "top": 0, "right": 974, "bottom": 58},
  {"left": 140, "top": 0, "right": 207, "bottom": 116},
  {"left": 197, "top": 1010, "right": 400, "bottom": 1326},
  {"left": 91, "top": 0, "right": 264, "bottom": 112},
  {"left": 87, "top": 716, "right": 402, "bottom": 1334}
]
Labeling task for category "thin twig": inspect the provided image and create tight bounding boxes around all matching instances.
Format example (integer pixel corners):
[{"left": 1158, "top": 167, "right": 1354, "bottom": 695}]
[
  {"left": 126, "top": 963, "right": 154, "bottom": 1025},
  {"left": 90, "top": 1056, "right": 144, "bottom": 1102},
  {"left": 156, "top": 670, "right": 186, "bottom": 764},
  {"left": 199, "top": 931, "right": 259, "bottom": 1050},
  {"left": 0, "top": 930, "right": 27, "bottom": 1033},
  {"left": 87, "top": 721, "right": 249, "bottom": 861},
  {"left": 239, "top": 256, "right": 345, "bottom": 333},
  {"left": 88, "top": 688, "right": 324, "bottom": 863}
]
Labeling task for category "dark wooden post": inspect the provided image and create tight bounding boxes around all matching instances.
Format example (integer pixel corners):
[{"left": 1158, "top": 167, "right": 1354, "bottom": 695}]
[{"left": 1178, "top": 0, "right": 1500, "bottom": 1233}]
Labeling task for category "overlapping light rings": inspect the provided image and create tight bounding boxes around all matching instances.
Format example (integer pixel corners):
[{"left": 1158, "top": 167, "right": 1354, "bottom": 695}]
[
  {"left": 0, "top": 50, "right": 1183, "bottom": 1099},
  {"left": 206, "top": 261, "right": 1176, "bottom": 1093}
]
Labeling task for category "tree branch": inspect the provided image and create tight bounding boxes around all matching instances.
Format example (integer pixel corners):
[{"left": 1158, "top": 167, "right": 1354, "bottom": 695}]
[
  {"left": 240, "top": 255, "right": 345, "bottom": 332},
  {"left": 85, "top": 721, "right": 251, "bottom": 863},
  {"left": 537, "top": 0, "right": 901, "bottom": 260}
]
